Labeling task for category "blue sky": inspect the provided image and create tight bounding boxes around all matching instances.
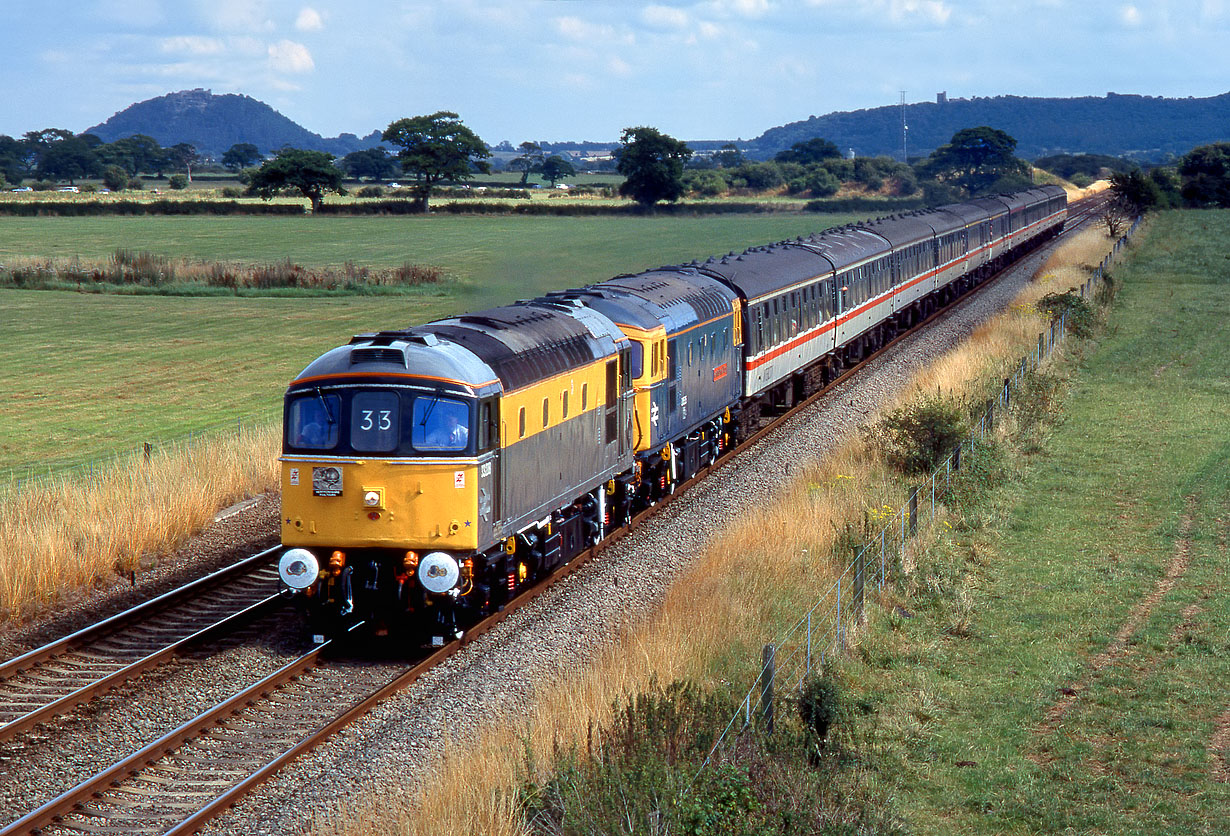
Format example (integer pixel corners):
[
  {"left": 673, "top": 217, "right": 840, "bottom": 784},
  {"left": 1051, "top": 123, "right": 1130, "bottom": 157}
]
[{"left": 5, "top": 1, "right": 1228, "bottom": 145}]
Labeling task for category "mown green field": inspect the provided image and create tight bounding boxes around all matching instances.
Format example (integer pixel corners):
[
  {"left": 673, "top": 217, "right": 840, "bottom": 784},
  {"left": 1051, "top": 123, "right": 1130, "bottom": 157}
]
[
  {"left": 1, "top": 212, "right": 861, "bottom": 473},
  {"left": 852, "top": 210, "right": 1230, "bottom": 834}
]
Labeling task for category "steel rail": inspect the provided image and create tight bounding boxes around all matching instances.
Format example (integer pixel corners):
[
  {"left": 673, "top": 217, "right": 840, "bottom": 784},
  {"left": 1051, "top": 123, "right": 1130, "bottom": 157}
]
[{"left": 0, "top": 546, "right": 281, "bottom": 744}]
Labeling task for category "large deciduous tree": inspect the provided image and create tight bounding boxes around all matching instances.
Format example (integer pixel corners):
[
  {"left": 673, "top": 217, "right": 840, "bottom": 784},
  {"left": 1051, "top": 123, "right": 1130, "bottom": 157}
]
[
  {"left": 616, "top": 126, "right": 692, "bottom": 208},
  {"left": 381, "top": 112, "right": 491, "bottom": 211},
  {"left": 774, "top": 137, "right": 841, "bottom": 166},
  {"left": 540, "top": 155, "right": 576, "bottom": 187},
  {"left": 916, "top": 126, "right": 1031, "bottom": 197},
  {"left": 340, "top": 147, "right": 398, "bottom": 182},
  {"left": 246, "top": 148, "right": 344, "bottom": 212},
  {"left": 1179, "top": 142, "right": 1230, "bottom": 207},
  {"left": 510, "top": 141, "right": 544, "bottom": 185},
  {"left": 222, "top": 143, "right": 262, "bottom": 171}
]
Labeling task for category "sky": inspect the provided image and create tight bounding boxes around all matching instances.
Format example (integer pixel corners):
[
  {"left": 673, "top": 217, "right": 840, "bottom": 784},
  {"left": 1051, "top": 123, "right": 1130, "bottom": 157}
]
[{"left": 4, "top": 1, "right": 1229, "bottom": 146}]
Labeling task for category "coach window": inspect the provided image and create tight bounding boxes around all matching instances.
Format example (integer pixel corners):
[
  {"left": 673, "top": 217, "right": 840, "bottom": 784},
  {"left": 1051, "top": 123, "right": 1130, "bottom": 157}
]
[
  {"left": 519, "top": 407, "right": 526, "bottom": 439},
  {"left": 629, "top": 341, "right": 644, "bottom": 379},
  {"left": 582, "top": 383, "right": 588, "bottom": 411},
  {"left": 543, "top": 398, "right": 550, "bottom": 429},
  {"left": 562, "top": 390, "right": 568, "bottom": 419}
]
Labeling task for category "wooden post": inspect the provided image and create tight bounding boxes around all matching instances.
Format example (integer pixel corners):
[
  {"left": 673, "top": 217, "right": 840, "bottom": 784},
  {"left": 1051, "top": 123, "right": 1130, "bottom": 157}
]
[
  {"left": 143, "top": 442, "right": 152, "bottom": 463},
  {"left": 854, "top": 546, "right": 865, "bottom": 624},
  {"left": 760, "top": 644, "right": 775, "bottom": 734}
]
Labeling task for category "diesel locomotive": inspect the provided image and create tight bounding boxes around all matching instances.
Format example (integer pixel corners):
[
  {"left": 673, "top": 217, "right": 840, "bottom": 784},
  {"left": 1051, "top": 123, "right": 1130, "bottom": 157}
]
[{"left": 276, "top": 185, "right": 1068, "bottom": 644}]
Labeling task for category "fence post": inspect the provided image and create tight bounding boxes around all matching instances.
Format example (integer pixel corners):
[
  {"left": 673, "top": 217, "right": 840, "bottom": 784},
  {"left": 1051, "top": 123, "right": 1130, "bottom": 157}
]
[
  {"left": 854, "top": 546, "right": 865, "bottom": 625},
  {"left": 760, "top": 644, "right": 775, "bottom": 734},
  {"left": 143, "top": 442, "right": 152, "bottom": 463},
  {"left": 908, "top": 487, "right": 919, "bottom": 538},
  {"left": 1003, "top": 377, "right": 1010, "bottom": 408}
]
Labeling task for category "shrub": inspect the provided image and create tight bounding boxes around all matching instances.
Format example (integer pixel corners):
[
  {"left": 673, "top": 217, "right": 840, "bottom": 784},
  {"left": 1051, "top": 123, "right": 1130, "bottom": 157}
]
[
  {"left": 356, "top": 185, "right": 384, "bottom": 198},
  {"left": 799, "top": 670, "right": 841, "bottom": 744},
  {"left": 128, "top": 177, "right": 144, "bottom": 190},
  {"left": 102, "top": 165, "right": 128, "bottom": 191},
  {"left": 219, "top": 186, "right": 244, "bottom": 198},
  {"left": 168, "top": 174, "right": 188, "bottom": 190},
  {"left": 31, "top": 180, "right": 56, "bottom": 191},
  {"left": 867, "top": 392, "right": 968, "bottom": 476},
  {"left": 1036, "top": 290, "right": 1095, "bottom": 337}
]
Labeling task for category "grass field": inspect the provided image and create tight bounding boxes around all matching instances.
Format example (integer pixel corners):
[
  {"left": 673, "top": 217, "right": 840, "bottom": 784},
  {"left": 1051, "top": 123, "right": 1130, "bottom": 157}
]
[
  {"left": 0, "top": 212, "right": 861, "bottom": 473},
  {"left": 848, "top": 210, "right": 1230, "bottom": 834}
]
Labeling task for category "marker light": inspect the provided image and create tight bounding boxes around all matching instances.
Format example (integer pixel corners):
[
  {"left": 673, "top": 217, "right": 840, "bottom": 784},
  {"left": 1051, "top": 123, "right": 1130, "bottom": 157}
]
[{"left": 278, "top": 549, "right": 320, "bottom": 591}]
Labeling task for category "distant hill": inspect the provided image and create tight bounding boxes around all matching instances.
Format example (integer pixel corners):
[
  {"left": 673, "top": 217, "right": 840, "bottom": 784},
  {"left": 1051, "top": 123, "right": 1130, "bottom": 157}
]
[
  {"left": 84, "top": 89, "right": 383, "bottom": 158},
  {"left": 750, "top": 92, "right": 1230, "bottom": 162}
]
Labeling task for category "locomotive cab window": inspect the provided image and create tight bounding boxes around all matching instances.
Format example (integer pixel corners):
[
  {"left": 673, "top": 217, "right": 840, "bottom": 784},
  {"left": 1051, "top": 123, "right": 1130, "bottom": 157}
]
[
  {"left": 288, "top": 392, "right": 340, "bottom": 450},
  {"left": 412, "top": 395, "right": 470, "bottom": 452},
  {"left": 350, "top": 390, "right": 400, "bottom": 453}
]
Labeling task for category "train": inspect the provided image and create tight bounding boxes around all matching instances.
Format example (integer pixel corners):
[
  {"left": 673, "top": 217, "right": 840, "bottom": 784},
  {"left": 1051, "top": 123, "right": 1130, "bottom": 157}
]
[{"left": 276, "top": 185, "right": 1068, "bottom": 644}]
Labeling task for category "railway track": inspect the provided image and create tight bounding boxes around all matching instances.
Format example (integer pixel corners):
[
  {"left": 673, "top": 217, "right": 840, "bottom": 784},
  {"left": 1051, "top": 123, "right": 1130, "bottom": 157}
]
[
  {"left": 0, "top": 548, "right": 283, "bottom": 746},
  {"left": 0, "top": 193, "right": 1111, "bottom": 835}
]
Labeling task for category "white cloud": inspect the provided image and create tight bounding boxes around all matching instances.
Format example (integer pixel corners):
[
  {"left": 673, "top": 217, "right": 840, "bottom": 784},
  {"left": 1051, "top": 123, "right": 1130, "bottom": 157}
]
[
  {"left": 642, "top": 5, "right": 691, "bottom": 28},
  {"left": 199, "top": 0, "right": 274, "bottom": 32},
  {"left": 295, "top": 7, "right": 324, "bottom": 31},
  {"left": 1120, "top": 4, "right": 1142, "bottom": 26},
  {"left": 553, "top": 16, "right": 634, "bottom": 45},
  {"left": 158, "top": 36, "right": 226, "bottom": 56},
  {"left": 268, "top": 39, "right": 314, "bottom": 73},
  {"left": 890, "top": 0, "right": 952, "bottom": 25}
]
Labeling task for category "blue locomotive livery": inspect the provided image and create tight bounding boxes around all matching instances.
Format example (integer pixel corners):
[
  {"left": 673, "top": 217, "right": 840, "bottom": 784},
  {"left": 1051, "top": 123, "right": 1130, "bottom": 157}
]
[{"left": 277, "top": 186, "right": 1067, "bottom": 644}]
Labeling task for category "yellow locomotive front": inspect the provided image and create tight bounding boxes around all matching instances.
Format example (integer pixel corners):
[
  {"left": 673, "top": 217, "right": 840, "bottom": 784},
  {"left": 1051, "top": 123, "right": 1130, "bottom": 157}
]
[{"left": 277, "top": 333, "right": 503, "bottom": 642}]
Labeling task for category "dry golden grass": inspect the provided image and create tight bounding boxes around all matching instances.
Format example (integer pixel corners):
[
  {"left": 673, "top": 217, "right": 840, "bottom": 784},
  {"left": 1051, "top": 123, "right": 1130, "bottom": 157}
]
[
  {"left": 0, "top": 422, "right": 279, "bottom": 621},
  {"left": 313, "top": 227, "right": 1122, "bottom": 836}
]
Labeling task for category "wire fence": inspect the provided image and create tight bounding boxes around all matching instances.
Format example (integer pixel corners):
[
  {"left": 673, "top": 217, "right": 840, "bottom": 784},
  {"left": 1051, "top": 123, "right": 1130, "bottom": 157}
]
[
  {"left": 687, "top": 214, "right": 1143, "bottom": 790},
  {"left": 0, "top": 411, "right": 279, "bottom": 494}
]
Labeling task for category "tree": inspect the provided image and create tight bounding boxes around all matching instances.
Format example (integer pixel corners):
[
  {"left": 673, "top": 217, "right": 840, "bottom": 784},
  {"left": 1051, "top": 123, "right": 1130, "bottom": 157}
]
[
  {"left": 101, "top": 164, "right": 128, "bottom": 191},
  {"left": 222, "top": 143, "right": 262, "bottom": 171},
  {"left": 0, "top": 135, "right": 35, "bottom": 183},
  {"left": 166, "top": 143, "right": 200, "bottom": 180},
  {"left": 775, "top": 137, "right": 841, "bottom": 166},
  {"left": 510, "top": 141, "right": 544, "bottom": 185},
  {"left": 616, "top": 126, "right": 692, "bottom": 208},
  {"left": 340, "top": 147, "right": 398, "bottom": 182},
  {"left": 246, "top": 148, "right": 344, "bottom": 211},
  {"left": 916, "top": 126, "right": 1031, "bottom": 197},
  {"left": 1178, "top": 142, "right": 1230, "bottom": 207},
  {"left": 382, "top": 112, "right": 491, "bottom": 211},
  {"left": 98, "top": 134, "right": 163, "bottom": 177},
  {"left": 540, "top": 155, "right": 575, "bottom": 186},
  {"left": 713, "top": 143, "right": 745, "bottom": 168},
  {"left": 36, "top": 136, "right": 99, "bottom": 183}
]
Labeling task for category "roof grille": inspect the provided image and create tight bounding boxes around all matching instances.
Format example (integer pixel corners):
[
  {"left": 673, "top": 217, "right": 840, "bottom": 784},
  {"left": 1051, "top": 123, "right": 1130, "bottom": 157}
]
[{"left": 350, "top": 346, "right": 407, "bottom": 366}]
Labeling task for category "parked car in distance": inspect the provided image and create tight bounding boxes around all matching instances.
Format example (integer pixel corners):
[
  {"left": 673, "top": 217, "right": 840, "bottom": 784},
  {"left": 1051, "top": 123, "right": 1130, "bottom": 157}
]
[
  {"left": 57, "top": 185, "right": 79, "bottom": 193},
  {"left": 10, "top": 186, "right": 32, "bottom": 192}
]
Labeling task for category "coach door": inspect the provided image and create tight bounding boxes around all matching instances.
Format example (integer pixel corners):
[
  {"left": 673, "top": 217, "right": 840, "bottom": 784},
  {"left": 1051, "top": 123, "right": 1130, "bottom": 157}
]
[{"left": 605, "top": 359, "right": 619, "bottom": 455}]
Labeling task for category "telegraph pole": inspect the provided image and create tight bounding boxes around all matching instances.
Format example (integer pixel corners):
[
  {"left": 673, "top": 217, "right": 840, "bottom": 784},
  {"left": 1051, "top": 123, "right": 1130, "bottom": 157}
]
[{"left": 900, "top": 91, "right": 908, "bottom": 164}]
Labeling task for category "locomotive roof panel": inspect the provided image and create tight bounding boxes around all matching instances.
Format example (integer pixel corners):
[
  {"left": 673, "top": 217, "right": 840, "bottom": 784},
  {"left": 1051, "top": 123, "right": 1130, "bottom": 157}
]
[
  {"left": 582, "top": 269, "right": 739, "bottom": 335},
  {"left": 424, "top": 301, "right": 624, "bottom": 393},
  {"left": 290, "top": 336, "right": 501, "bottom": 395},
  {"left": 964, "top": 196, "right": 1013, "bottom": 217}
]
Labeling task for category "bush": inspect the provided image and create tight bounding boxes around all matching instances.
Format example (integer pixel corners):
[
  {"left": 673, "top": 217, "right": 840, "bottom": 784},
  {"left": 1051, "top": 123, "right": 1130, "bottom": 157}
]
[
  {"left": 168, "top": 174, "right": 188, "bottom": 190},
  {"left": 799, "top": 670, "right": 841, "bottom": 744},
  {"left": 128, "top": 177, "right": 144, "bottom": 190},
  {"left": 31, "top": 180, "right": 56, "bottom": 191},
  {"left": 356, "top": 185, "right": 384, "bottom": 198},
  {"left": 102, "top": 165, "right": 128, "bottom": 191},
  {"left": 219, "top": 186, "right": 244, "bottom": 198},
  {"left": 867, "top": 392, "right": 968, "bottom": 476},
  {"left": 1036, "top": 290, "right": 1095, "bottom": 337}
]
